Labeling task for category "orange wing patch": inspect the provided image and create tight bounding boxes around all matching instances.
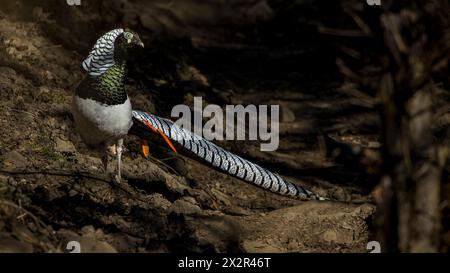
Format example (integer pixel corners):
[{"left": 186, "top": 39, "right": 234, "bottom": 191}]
[
  {"left": 142, "top": 119, "right": 178, "bottom": 154},
  {"left": 140, "top": 139, "right": 150, "bottom": 158}
]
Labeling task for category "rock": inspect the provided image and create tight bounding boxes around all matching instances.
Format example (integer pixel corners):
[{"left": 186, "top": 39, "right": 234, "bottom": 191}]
[
  {"left": 0, "top": 175, "right": 10, "bottom": 183},
  {"left": 168, "top": 197, "right": 202, "bottom": 215},
  {"left": 241, "top": 240, "right": 283, "bottom": 253},
  {"left": 57, "top": 229, "right": 80, "bottom": 242},
  {"left": 44, "top": 70, "right": 54, "bottom": 81},
  {"left": 46, "top": 118, "right": 57, "bottom": 128},
  {"left": 323, "top": 230, "right": 338, "bottom": 243},
  {"left": 1, "top": 150, "right": 27, "bottom": 169},
  {"left": 187, "top": 216, "right": 241, "bottom": 252},
  {"left": 107, "top": 234, "right": 143, "bottom": 252},
  {"left": 14, "top": 95, "right": 25, "bottom": 110},
  {"left": 37, "top": 86, "right": 51, "bottom": 102},
  {"left": 6, "top": 47, "right": 16, "bottom": 56},
  {"left": 330, "top": 187, "right": 350, "bottom": 201},
  {"left": 58, "top": 227, "right": 118, "bottom": 253},
  {"left": 54, "top": 138, "right": 76, "bottom": 153},
  {"left": 178, "top": 65, "right": 210, "bottom": 87},
  {"left": 147, "top": 193, "right": 172, "bottom": 210},
  {"left": 239, "top": 202, "right": 375, "bottom": 252},
  {"left": 77, "top": 155, "right": 102, "bottom": 168},
  {"left": 0, "top": 238, "right": 34, "bottom": 253},
  {"left": 183, "top": 202, "right": 375, "bottom": 253},
  {"left": 368, "top": 141, "right": 381, "bottom": 148},
  {"left": 80, "top": 239, "right": 117, "bottom": 253},
  {"left": 170, "top": 157, "right": 188, "bottom": 176}
]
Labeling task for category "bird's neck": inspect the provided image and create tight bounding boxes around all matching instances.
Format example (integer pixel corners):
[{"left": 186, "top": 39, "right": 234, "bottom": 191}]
[
  {"left": 91, "top": 62, "right": 128, "bottom": 105},
  {"left": 98, "top": 62, "right": 126, "bottom": 91}
]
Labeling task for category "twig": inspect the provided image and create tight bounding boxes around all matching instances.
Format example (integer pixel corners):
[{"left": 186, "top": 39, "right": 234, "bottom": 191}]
[
  {"left": 345, "top": 8, "right": 372, "bottom": 36},
  {"left": 147, "top": 155, "right": 181, "bottom": 176},
  {"left": 3, "top": 105, "right": 37, "bottom": 119},
  {"left": 318, "top": 26, "right": 368, "bottom": 37},
  {"left": 0, "top": 169, "right": 111, "bottom": 183},
  {"left": 0, "top": 168, "right": 154, "bottom": 206}
]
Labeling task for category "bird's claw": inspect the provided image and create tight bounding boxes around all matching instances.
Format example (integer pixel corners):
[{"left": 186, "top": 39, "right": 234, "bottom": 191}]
[{"left": 114, "top": 174, "right": 121, "bottom": 184}]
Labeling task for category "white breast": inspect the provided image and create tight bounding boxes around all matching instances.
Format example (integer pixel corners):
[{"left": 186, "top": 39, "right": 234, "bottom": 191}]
[{"left": 72, "top": 95, "right": 133, "bottom": 146}]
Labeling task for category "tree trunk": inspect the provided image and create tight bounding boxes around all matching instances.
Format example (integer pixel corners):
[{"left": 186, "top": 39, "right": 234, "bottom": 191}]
[{"left": 375, "top": 11, "right": 444, "bottom": 252}]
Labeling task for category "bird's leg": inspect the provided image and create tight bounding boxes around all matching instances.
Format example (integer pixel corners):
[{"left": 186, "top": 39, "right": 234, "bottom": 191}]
[{"left": 116, "top": 138, "right": 123, "bottom": 183}]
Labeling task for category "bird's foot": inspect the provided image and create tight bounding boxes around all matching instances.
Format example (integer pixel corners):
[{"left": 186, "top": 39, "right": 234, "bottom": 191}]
[
  {"left": 114, "top": 174, "right": 121, "bottom": 184},
  {"left": 116, "top": 138, "right": 123, "bottom": 184}
]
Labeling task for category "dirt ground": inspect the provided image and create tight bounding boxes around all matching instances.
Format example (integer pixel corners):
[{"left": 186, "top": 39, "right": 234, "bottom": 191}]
[{"left": 0, "top": 0, "right": 377, "bottom": 252}]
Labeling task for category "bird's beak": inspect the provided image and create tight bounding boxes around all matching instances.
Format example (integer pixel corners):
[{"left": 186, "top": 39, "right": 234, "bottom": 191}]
[{"left": 137, "top": 38, "right": 144, "bottom": 48}]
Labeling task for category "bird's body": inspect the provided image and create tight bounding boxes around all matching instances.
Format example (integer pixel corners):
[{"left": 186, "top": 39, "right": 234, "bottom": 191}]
[
  {"left": 71, "top": 96, "right": 132, "bottom": 146},
  {"left": 72, "top": 65, "right": 132, "bottom": 146},
  {"left": 72, "top": 28, "right": 327, "bottom": 200},
  {"left": 72, "top": 28, "right": 142, "bottom": 180}
]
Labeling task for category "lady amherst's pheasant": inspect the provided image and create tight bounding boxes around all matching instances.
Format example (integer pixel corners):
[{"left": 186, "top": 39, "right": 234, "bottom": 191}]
[{"left": 72, "top": 28, "right": 326, "bottom": 201}]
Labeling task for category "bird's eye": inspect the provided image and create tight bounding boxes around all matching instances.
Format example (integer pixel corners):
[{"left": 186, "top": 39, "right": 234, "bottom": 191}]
[{"left": 124, "top": 32, "right": 133, "bottom": 42}]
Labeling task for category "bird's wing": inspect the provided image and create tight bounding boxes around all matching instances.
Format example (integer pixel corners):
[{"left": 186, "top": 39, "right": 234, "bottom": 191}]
[{"left": 130, "top": 110, "right": 326, "bottom": 200}]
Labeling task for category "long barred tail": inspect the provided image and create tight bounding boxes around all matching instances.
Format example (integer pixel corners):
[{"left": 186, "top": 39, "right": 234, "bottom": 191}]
[{"left": 131, "top": 110, "right": 327, "bottom": 201}]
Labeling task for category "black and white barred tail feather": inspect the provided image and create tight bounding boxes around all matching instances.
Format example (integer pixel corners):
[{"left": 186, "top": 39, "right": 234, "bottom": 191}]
[{"left": 131, "top": 110, "right": 327, "bottom": 201}]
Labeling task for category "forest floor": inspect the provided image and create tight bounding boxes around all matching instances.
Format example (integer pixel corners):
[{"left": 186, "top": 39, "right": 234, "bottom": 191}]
[{"left": 0, "top": 2, "right": 377, "bottom": 252}]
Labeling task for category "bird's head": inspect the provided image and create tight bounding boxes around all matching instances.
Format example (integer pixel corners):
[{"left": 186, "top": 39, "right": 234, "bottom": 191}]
[
  {"left": 114, "top": 28, "right": 144, "bottom": 60},
  {"left": 82, "top": 28, "right": 144, "bottom": 77}
]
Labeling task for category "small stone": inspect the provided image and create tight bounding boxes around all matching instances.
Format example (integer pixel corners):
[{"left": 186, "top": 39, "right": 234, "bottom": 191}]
[
  {"left": 15, "top": 95, "right": 25, "bottom": 109},
  {"left": 82, "top": 156, "right": 102, "bottom": 167},
  {"left": 368, "top": 141, "right": 381, "bottom": 148},
  {"left": 1, "top": 150, "right": 27, "bottom": 169},
  {"left": 0, "top": 238, "right": 34, "bottom": 253},
  {"left": 44, "top": 70, "right": 54, "bottom": 81},
  {"left": 47, "top": 118, "right": 57, "bottom": 128},
  {"left": 0, "top": 175, "right": 9, "bottom": 183},
  {"left": 68, "top": 190, "right": 78, "bottom": 197},
  {"left": 80, "top": 225, "right": 95, "bottom": 235},
  {"left": 6, "top": 47, "right": 16, "bottom": 55},
  {"left": 16, "top": 44, "right": 28, "bottom": 52},
  {"left": 323, "top": 230, "right": 338, "bottom": 242},
  {"left": 37, "top": 86, "right": 51, "bottom": 102},
  {"left": 54, "top": 138, "right": 76, "bottom": 153},
  {"left": 168, "top": 198, "right": 201, "bottom": 215},
  {"left": 81, "top": 240, "right": 118, "bottom": 253}
]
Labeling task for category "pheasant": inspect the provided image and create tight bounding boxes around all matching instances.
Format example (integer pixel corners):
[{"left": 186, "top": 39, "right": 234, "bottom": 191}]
[{"left": 72, "top": 28, "right": 326, "bottom": 201}]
